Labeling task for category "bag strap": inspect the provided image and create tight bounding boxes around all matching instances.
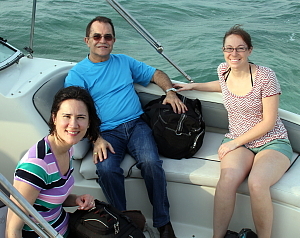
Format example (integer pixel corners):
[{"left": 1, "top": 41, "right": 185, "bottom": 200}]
[{"left": 146, "top": 103, "right": 171, "bottom": 110}]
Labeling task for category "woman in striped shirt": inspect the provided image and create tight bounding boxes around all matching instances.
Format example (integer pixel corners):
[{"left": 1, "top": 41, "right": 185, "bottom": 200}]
[
  {"left": 6, "top": 86, "right": 100, "bottom": 238},
  {"left": 174, "top": 25, "right": 293, "bottom": 238}
]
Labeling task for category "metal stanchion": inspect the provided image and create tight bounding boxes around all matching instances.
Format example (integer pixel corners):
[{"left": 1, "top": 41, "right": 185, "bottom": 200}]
[{"left": 0, "top": 173, "right": 63, "bottom": 238}]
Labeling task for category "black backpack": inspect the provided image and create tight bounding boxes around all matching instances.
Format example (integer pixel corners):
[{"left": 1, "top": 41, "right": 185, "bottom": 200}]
[
  {"left": 224, "top": 228, "right": 258, "bottom": 238},
  {"left": 68, "top": 200, "right": 146, "bottom": 238},
  {"left": 142, "top": 94, "right": 205, "bottom": 159}
]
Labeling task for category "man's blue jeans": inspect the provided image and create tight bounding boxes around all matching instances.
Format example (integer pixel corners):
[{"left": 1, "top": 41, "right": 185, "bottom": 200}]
[{"left": 95, "top": 118, "right": 170, "bottom": 228}]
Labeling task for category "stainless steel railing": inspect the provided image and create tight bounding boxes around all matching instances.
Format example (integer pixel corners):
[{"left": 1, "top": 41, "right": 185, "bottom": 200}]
[
  {"left": 24, "top": 0, "right": 37, "bottom": 58},
  {"left": 106, "top": 0, "right": 194, "bottom": 83},
  {"left": 0, "top": 173, "right": 63, "bottom": 238}
]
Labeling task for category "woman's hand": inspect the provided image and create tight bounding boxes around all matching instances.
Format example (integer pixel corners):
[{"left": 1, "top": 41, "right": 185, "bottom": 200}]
[
  {"left": 173, "top": 83, "right": 194, "bottom": 92},
  {"left": 218, "top": 140, "right": 239, "bottom": 160},
  {"left": 76, "top": 194, "right": 95, "bottom": 210}
]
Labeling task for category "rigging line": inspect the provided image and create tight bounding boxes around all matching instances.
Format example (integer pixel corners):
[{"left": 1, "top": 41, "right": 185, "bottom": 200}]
[
  {"left": 106, "top": 0, "right": 194, "bottom": 83},
  {"left": 106, "top": 0, "right": 162, "bottom": 51}
]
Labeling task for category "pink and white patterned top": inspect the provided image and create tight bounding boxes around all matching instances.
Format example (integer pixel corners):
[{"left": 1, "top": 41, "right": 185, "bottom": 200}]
[{"left": 218, "top": 62, "right": 288, "bottom": 148}]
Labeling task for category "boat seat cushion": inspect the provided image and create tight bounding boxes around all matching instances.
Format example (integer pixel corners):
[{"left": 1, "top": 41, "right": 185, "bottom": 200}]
[
  {"left": 33, "top": 78, "right": 300, "bottom": 209},
  {"left": 79, "top": 131, "right": 300, "bottom": 209}
]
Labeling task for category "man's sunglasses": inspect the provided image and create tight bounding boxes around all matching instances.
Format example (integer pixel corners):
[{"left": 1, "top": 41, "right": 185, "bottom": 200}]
[{"left": 90, "top": 33, "right": 114, "bottom": 41}]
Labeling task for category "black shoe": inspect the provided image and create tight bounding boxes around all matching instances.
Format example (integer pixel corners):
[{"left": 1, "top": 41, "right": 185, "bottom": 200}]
[
  {"left": 157, "top": 221, "right": 176, "bottom": 238},
  {"left": 224, "top": 230, "right": 238, "bottom": 238},
  {"left": 238, "top": 228, "right": 258, "bottom": 238}
]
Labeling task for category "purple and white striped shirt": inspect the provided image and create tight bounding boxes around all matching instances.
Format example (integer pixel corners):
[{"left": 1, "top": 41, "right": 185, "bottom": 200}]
[{"left": 15, "top": 136, "right": 74, "bottom": 237}]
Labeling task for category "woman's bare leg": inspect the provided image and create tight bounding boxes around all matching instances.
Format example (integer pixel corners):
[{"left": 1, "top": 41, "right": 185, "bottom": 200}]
[
  {"left": 213, "top": 147, "right": 255, "bottom": 238},
  {"left": 248, "top": 150, "right": 290, "bottom": 238}
]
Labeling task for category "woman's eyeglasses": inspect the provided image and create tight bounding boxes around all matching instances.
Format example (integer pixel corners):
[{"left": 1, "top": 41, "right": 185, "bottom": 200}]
[
  {"left": 222, "top": 46, "right": 248, "bottom": 52},
  {"left": 90, "top": 33, "right": 114, "bottom": 41}
]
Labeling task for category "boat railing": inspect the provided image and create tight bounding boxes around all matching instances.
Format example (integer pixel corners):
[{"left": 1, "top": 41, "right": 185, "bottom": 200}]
[
  {"left": 24, "top": 0, "right": 37, "bottom": 58},
  {"left": 0, "top": 173, "right": 63, "bottom": 238},
  {"left": 106, "top": 0, "right": 194, "bottom": 83}
]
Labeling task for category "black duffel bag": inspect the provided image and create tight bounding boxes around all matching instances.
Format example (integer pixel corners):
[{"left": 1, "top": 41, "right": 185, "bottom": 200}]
[
  {"left": 68, "top": 200, "right": 146, "bottom": 238},
  {"left": 141, "top": 94, "right": 205, "bottom": 159}
]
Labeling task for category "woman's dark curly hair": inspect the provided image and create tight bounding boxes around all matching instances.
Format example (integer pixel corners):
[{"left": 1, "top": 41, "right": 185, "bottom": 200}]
[{"left": 48, "top": 86, "right": 100, "bottom": 142}]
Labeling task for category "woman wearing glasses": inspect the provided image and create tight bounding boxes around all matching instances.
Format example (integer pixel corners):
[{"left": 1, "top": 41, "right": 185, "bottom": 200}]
[{"left": 174, "top": 25, "right": 292, "bottom": 238}]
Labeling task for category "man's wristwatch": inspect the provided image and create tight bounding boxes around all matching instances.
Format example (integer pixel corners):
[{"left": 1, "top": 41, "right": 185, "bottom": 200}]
[{"left": 165, "top": 87, "right": 177, "bottom": 93}]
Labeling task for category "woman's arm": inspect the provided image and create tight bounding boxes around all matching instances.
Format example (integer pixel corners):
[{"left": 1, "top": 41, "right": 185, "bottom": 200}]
[
  {"left": 6, "top": 181, "right": 40, "bottom": 238},
  {"left": 173, "top": 81, "right": 222, "bottom": 92},
  {"left": 218, "top": 94, "right": 279, "bottom": 159}
]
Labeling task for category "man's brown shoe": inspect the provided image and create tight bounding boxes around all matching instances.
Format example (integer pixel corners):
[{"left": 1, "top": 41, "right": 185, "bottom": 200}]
[{"left": 157, "top": 221, "right": 176, "bottom": 238}]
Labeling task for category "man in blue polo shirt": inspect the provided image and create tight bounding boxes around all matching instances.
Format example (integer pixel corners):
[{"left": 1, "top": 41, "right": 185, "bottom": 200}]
[{"left": 65, "top": 16, "right": 186, "bottom": 238}]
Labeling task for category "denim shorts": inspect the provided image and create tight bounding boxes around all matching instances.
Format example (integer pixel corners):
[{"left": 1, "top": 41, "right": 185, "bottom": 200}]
[{"left": 222, "top": 138, "right": 293, "bottom": 160}]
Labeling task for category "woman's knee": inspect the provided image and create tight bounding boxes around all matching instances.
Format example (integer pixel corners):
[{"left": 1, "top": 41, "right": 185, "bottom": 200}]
[
  {"left": 218, "top": 168, "right": 247, "bottom": 190},
  {"left": 248, "top": 175, "right": 270, "bottom": 196}
]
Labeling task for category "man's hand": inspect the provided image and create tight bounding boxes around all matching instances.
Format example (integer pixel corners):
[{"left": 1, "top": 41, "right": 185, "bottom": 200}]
[
  {"left": 163, "top": 91, "right": 187, "bottom": 114},
  {"left": 150, "top": 70, "right": 188, "bottom": 114},
  {"left": 93, "top": 136, "right": 115, "bottom": 163}
]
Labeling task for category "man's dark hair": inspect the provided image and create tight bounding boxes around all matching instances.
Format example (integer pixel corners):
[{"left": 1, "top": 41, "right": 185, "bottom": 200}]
[{"left": 86, "top": 16, "right": 115, "bottom": 37}]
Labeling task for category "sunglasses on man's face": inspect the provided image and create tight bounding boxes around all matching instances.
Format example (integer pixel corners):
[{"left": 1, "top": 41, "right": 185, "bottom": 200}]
[{"left": 90, "top": 33, "right": 114, "bottom": 41}]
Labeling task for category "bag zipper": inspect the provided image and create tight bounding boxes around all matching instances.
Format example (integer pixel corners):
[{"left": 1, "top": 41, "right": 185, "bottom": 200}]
[
  {"left": 176, "top": 114, "right": 186, "bottom": 135},
  {"left": 191, "top": 130, "right": 205, "bottom": 149},
  {"left": 83, "top": 206, "right": 120, "bottom": 234},
  {"left": 104, "top": 207, "right": 120, "bottom": 234},
  {"left": 83, "top": 218, "right": 109, "bottom": 228}
]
